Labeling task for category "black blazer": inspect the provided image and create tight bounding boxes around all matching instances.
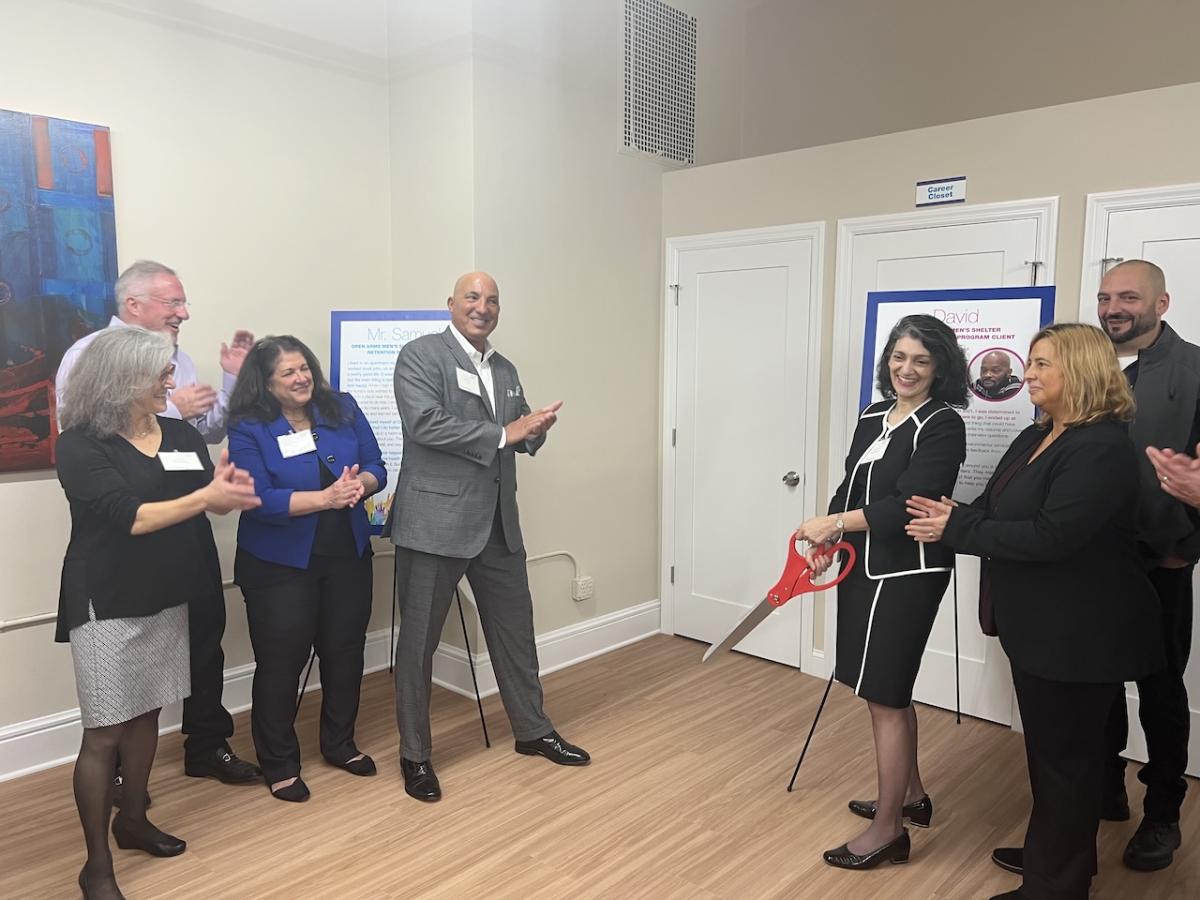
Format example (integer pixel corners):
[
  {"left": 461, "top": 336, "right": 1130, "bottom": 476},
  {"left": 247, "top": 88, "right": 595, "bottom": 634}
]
[
  {"left": 943, "top": 419, "right": 1164, "bottom": 683},
  {"left": 830, "top": 399, "right": 965, "bottom": 578},
  {"left": 54, "top": 417, "right": 221, "bottom": 642}
]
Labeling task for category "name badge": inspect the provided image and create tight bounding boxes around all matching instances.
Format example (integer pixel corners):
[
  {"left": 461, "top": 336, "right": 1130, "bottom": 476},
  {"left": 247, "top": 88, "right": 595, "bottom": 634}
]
[
  {"left": 858, "top": 433, "right": 891, "bottom": 464},
  {"left": 456, "top": 367, "right": 481, "bottom": 397},
  {"left": 277, "top": 429, "right": 317, "bottom": 458},
  {"left": 159, "top": 451, "right": 204, "bottom": 471}
]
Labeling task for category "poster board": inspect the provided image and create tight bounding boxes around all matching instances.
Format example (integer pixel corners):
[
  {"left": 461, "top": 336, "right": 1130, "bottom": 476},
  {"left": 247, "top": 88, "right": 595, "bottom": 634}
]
[
  {"left": 860, "top": 286, "right": 1055, "bottom": 498},
  {"left": 330, "top": 310, "right": 450, "bottom": 533}
]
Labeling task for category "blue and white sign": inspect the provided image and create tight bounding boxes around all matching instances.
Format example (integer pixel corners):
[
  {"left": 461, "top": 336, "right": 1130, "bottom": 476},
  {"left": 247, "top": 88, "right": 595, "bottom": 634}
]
[
  {"left": 331, "top": 309, "right": 450, "bottom": 533},
  {"left": 860, "top": 286, "right": 1054, "bottom": 498},
  {"left": 916, "top": 176, "right": 967, "bottom": 207}
]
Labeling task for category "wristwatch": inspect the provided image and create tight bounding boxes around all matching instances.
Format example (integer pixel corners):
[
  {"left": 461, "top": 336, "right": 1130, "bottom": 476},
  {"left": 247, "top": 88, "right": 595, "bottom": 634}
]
[{"left": 834, "top": 515, "right": 845, "bottom": 537}]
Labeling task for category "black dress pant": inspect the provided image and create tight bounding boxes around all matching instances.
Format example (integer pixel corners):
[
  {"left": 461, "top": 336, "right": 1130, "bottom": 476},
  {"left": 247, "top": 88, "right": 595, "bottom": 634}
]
[
  {"left": 182, "top": 586, "right": 236, "bottom": 758},
  {"left": 1012, "top": 665, "right": 1120, "bottom": 900},
  {"left": 1103, "top": 563, "right": 1194, "bottom": 822},
  {"left": 239, "top": 551, "right": 373, "bottom": 784}
]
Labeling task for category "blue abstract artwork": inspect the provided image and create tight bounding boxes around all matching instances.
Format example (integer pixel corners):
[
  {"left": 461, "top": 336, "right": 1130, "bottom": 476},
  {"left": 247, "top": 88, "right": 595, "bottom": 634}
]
[{"left": 0, "top": 109, "right": 118, "bottom": 472}]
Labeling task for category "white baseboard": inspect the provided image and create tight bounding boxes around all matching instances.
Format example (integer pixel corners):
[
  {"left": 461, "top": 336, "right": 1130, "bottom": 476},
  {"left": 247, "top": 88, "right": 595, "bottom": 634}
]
[{"left": 0, "top": 600, "right": 660, "bottom": 783}]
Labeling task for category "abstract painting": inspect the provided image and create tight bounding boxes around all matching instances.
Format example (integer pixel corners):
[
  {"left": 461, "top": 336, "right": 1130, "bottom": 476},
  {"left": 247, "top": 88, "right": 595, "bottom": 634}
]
[{"left": 0, "top": 109, "right": 117, "bottom": 473}]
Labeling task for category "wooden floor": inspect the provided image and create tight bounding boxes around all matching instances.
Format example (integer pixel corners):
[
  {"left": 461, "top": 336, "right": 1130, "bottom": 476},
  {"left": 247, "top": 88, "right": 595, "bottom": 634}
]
[{"left": 1, "top": 634, "right": 1195, "bottom": 899}]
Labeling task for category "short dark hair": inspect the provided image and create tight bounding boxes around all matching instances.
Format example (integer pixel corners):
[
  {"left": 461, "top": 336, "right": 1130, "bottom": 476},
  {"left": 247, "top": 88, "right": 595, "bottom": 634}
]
[
  {"left": 228, "top": 335, "right": 348, "bottom": 425},
  {"left": 875, "top": 314, "right": 970, "bottom": 408}
]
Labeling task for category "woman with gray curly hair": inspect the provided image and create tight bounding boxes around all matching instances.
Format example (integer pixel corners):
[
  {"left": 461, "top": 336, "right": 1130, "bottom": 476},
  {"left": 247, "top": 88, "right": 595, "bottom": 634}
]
[{"left": 55, "top": 327, "right": 260, "bottom": 900}]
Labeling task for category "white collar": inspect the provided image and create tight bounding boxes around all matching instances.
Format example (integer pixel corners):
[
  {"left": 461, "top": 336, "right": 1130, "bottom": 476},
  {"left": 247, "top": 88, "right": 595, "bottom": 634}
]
[
  {"left": 449, "top": 323, "right": 496, "bottom": 365},
  {"left": 109, "top": 315, "right": 180, "bottom": 361}
]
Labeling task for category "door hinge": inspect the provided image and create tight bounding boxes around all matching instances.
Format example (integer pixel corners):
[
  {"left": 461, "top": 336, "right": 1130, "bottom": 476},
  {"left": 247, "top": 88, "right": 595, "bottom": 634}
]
[
  {"left": 669, "top": 566, "right": 675, "bottom": 584},
  {"left": 669, "top": 283, "right": 680, "bottom": 305},
  {"left": 671, "top": 427, "right": 676, "bottom": 447}
]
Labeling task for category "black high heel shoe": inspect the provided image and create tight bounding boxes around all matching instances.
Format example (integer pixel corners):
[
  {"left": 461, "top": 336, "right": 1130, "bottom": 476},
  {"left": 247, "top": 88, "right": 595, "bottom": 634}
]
[
  {"left": 823, "top": 828, "right": 911, "bottom": 869},
  {"left": 848, "top": 795, "right": 933, "bottom": 828},
  {"left": 111, "top": 815, "right": 186, "bottom": 857},
  {"left": 79, "top": 865, "right": 126, "bottom": 899}
]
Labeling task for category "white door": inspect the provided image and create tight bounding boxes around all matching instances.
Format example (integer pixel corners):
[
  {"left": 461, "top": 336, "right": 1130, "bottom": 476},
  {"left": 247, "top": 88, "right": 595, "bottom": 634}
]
[
  {"left": 829, "top": 198, "right": 1060, "bottom": 725},
  {"left": 1080, "top": 183, "right": 1200, "bottom": 776},
  {"left": 664, "top": 225, "right": 824, "bottom": 667}
]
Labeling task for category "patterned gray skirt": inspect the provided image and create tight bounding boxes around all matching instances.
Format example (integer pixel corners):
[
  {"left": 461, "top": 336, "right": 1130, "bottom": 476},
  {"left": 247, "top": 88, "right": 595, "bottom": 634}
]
[{"left": 69, "top": 602, "right": 191, "bottom": 728}]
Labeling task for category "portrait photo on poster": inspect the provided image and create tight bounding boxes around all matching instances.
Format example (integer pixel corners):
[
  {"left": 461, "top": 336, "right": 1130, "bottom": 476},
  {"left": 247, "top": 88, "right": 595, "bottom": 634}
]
[{"left": 969, "top": 347, "right": 1025, "bottom": 402}]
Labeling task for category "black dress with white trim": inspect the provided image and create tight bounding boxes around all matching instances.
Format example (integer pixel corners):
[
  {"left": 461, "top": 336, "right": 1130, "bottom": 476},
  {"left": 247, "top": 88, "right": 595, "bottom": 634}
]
[{"left": 827, "top": 399, "right": 966, "bottom": 708}]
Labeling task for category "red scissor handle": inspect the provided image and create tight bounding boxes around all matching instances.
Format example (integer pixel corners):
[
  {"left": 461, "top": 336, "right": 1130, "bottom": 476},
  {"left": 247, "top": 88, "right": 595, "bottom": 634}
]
[{"left": 766, "top": 534, "right": 856, "bottom": 607}]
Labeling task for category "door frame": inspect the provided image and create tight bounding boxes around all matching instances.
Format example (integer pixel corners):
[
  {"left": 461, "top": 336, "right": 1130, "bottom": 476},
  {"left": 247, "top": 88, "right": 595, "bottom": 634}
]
[
  {"left": 1079, "top": 182, "right": 1200, "bottom": 309},
  {"left": 660, "top": 222, "right": 826, "bottom": 673},
  {"left": 825, "top": 197, "right": 1060, "bottom": 677}
]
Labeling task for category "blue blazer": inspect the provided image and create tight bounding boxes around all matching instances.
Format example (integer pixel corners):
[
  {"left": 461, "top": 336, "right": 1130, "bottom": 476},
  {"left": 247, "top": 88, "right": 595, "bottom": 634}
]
[{"left": 229, "top": 392, "right": 387, "bottom": 569}]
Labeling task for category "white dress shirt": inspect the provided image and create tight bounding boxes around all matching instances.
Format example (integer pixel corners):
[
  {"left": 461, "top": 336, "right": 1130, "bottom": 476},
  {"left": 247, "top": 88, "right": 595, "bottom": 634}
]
[
  {"left": 55, "top": 316, "right": 236, "bottom": 443},
  {"left": 448, "top": 323, "right": 507, "bottom": 448}
]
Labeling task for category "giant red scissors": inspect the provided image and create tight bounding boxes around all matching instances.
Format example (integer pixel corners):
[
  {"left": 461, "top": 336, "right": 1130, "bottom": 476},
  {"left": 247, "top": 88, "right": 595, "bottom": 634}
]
[{"left": 701, "top": 533, "right": 856, "bottom": 662}]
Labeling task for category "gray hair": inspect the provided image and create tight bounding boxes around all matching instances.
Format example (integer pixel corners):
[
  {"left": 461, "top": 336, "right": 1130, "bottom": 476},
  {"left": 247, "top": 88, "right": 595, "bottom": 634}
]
[
  {"left": 60, "top": 328, "right": 175, "bottom": 438},
  {"left": 115, "top": 260, "right": 178, "bottom": 307}
]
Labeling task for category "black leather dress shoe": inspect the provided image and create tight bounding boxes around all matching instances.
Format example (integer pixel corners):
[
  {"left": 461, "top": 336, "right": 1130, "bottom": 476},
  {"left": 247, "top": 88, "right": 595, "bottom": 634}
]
[
  {"left": 514, "top": 731, "right": 590, "bottom": 766},
  {"left": 822, "top": 829, "right": 910, "bottom": 869},
  {"left": 111, "top": 774, "right": 151, "bottom": 810},
  {"left": 991, "top": 846, "right": 1023, "bottom": 874},
  {"left": 988, "top": 891, "right": 1026, "bottom": 899},
  {"left": 847, "top": 795, "right": 933, "bottom": 828},
  {"left": 111, "top": 815, "right": 186, "bottom": 857},
  {"left": 401, "top": 758, "right": 441, "bottom": 801},
  {"left": 184, "top": 747, "right": 261, "bottom": 784},
  {"left": 1123, "top": 817, "right": 1181, "bottom": 871},
  {"left": 1102, "top": 789, "right": 1130, "bottom": 821}
]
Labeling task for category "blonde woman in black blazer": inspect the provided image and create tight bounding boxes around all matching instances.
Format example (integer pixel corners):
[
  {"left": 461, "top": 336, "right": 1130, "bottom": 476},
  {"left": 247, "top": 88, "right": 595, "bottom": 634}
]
[
  {"left": 800, "top": 314, "right": 968, "bottom": 870},
  {"left": 908, "top": 323, "right": 1165, "bottom": 900}
]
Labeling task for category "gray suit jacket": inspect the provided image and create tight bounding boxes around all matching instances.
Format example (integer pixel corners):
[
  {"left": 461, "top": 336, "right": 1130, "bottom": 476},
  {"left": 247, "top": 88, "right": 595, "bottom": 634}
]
[{"left": 390, "top": 328, "right": 544, "bottom": 558}]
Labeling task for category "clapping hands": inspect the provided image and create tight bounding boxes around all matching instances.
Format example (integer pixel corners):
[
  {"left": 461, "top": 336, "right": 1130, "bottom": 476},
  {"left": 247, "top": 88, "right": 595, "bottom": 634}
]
[
  {"left": 324, "top": 465, "right": 367, "bottom": 509},
  {"left": 203, "top": 449, "right": 262, "bottom": 514}
]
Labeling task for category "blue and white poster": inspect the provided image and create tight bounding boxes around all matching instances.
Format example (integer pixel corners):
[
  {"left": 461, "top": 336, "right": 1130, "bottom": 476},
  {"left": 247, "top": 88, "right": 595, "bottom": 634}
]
[
  {"left": 861, "top": 286, "right": 1055, "bottom": 498},
  {"left": 331, "top": 309, "right": 450, "bottom": 533}
]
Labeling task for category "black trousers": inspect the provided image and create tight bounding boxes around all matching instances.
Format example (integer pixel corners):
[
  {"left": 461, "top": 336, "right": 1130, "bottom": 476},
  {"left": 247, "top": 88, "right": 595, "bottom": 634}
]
[
  {"left": 240, "top": 552, "right": 373, "bottom": 784},
  {"left": 1103, "top": 563, "right": 1194, "bottom": 822},
  {"left": 181, "top": 587, "right": 235, "bottom": 758},
  {"left": 1012, "top": 665, "right": 1119, "bottom": 900}
]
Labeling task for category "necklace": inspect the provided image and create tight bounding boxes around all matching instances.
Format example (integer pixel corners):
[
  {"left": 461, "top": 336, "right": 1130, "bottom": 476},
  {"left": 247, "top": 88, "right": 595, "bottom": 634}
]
[{"left": 127, "top": 418, "right": 157, "bottom": 439}]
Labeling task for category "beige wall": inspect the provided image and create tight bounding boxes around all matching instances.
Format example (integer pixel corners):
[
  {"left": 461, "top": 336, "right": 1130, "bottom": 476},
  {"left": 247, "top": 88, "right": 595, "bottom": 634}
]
[
  {"left": 0, "top": 0, "right": 392, "bottom": 728},
  {"left": 663, "top": 80, "right": 1200, "bottom": 645},
  {"left": 741, "top": 0, "right": 1200, "bottom": 156}
]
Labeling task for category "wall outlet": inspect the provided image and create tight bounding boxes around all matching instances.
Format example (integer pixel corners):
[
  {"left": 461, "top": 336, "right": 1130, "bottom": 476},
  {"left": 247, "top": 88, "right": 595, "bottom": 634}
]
[{"left": 571, "top": 575, "right": 594, "bottom": 602}]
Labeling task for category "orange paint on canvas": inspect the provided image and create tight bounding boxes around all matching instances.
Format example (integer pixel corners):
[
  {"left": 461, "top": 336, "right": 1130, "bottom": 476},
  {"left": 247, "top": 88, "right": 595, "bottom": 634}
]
[
  {"left": 32, "top": 116, "right": 53, "bottom": 189},
  {"left": 94, "top": 129, "right": 113, "bottom": 196}
]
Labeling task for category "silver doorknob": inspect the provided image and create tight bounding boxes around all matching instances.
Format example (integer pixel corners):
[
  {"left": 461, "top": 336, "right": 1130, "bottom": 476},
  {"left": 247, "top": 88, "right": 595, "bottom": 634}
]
[{"left": 782, "top": 471, "right": 800, "bottom": 487}]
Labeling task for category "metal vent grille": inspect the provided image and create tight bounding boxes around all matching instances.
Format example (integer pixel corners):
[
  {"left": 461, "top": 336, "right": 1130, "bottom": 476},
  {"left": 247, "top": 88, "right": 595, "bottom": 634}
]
[{"left": 623, "top": 0, "right": 696, "bottom": 166}]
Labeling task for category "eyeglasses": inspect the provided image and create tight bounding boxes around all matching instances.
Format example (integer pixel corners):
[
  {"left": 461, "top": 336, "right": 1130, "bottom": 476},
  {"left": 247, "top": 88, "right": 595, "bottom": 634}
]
[{"left": 140, "top": 294, "right": 189, "bottom": 310}]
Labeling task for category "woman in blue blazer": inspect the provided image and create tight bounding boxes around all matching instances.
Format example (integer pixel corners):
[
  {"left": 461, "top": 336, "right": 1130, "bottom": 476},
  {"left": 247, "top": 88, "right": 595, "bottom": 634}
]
[{"left": 228, "top": 335, "right": 386, "bottom": 802}]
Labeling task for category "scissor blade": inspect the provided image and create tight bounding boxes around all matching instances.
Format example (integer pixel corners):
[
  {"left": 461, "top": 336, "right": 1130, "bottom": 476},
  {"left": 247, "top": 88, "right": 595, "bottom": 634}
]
[{"left": 701, "top": 597, "right": 775, "bottom": 662}]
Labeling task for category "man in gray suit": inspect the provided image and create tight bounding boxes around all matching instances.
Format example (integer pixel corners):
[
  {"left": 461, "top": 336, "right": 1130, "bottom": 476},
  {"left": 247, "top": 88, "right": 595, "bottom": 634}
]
[{"left": 390, "top": 271, "right": 590, "bottom": 801}]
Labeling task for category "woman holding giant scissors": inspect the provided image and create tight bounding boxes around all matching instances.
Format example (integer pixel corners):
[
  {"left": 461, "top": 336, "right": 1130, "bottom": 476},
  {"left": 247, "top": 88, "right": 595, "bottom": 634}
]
[
  {"left": 907, "top": 323, "right": 1164, "bottom": 900},
  {"left": 799, "top": 314, "right": 968, "bottom": 870}
]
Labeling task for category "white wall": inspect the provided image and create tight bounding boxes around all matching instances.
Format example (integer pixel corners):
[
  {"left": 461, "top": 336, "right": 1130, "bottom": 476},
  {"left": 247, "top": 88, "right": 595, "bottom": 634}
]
[{"left": 0, "top": 0, "right": 392, "bottom": 732}]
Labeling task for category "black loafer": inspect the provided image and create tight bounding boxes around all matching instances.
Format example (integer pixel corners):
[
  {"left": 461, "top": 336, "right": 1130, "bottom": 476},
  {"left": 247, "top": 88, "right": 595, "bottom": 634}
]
[
  {"left": 847, "top": 794, "right": 933, "bottom": 828},
  {"left": 401, "top": 758, "right": 441, "bottom": 802},
  {"left": 332, "top": 753, "right": 377, "bottom": 777},
  {"left": 111, "top": 815, "right": 186, "bottom": 857},
  {"left": 1123, "top": 818, "right": 1181, "bottom": 872},
  {"left": 184, "top": 747, "right": 261, "bottom": 784},
  {"left": 991, "top": 846, "right": 1023, "bottom": 874},
  {"left": 822, "top": 829, "right": 910, "bottom": 869},
  {"left": 514, "top": 731, "right": 590, "bottom": 766},
  {"left": 111, "top": 774, "right": 151, "bottom": 810},
  {"left": 269, "top": 776, "right": 310, "bottom": 803}
]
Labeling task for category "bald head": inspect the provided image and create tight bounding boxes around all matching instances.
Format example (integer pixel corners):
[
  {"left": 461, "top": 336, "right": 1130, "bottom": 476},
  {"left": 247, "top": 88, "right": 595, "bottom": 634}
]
[
  {"left": 448, "top": 271, "right": 501, "bottom": 351},
  {"left": 1098, "top": 258, "right": 1170, "bottom": 351}
]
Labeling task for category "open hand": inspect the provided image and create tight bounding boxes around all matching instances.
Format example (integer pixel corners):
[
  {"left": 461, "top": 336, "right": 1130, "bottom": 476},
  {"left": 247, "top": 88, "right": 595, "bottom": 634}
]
[
  {"left": 220, "top": 330, "right": 255, "bottom": 376},
  {"left": 172, "top": 383, "right": 218, "bottom": 419},
  {"left": 905, "top": 495, "right": 956, "bottom": 543}
]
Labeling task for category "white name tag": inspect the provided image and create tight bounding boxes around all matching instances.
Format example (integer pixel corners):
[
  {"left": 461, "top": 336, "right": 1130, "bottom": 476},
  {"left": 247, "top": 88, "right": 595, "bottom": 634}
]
[
  {"left": 158, "top": 451, "right": 204, "bottom": 471},
  {"left": 277, "top": 429, "right": 317, "bottom": 458},
  {"left": 859, "top": 434, "right": 892, "bottom": 464},
  {"left": 456, "top": 367, "right": 481, "bottom": 397}
]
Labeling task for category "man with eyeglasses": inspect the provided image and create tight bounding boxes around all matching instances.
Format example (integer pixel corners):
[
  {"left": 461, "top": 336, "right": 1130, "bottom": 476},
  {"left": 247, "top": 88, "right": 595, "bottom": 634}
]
[{"left": 55, "top": 259, "right": 261, "bottom": 797}]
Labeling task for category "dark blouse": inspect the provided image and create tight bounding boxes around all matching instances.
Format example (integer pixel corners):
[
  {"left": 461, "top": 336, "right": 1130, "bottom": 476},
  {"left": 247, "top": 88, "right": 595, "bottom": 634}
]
[{"left": 54, "top": 417, "right": 221, "bottom": 642}]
